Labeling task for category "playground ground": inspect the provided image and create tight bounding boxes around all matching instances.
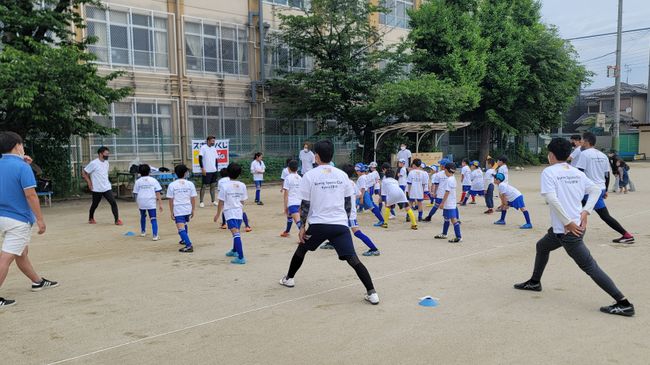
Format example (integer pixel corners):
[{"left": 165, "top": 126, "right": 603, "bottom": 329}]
[{"left": 2, "top": 164, "right": 649, "bottom": 365}]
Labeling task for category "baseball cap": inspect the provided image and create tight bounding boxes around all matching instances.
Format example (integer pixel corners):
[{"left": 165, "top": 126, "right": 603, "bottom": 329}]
[
  {"left": 438, "top": 158, "right": 449, "bottom": 166},
  {"left": 354, "top": 163, "right": 367, "bottom": 172},
  {"left": 369, "top": 161, "right": 378, "bottom": 168},
  {"left": 471, "top": 160, "right": 479, "bottom": 167},
  {"left": 398, "top": 158, "right": 406, "bottom": 164},
  {"left": 494, "top": 173, "right": 506, "bottom": 181},
  {"left": 444, "top": 162, "right": 456, "bottom": 172}
]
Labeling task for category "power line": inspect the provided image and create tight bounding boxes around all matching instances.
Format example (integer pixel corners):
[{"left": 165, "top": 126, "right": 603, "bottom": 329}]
[{"left": 566, "top": 26, "right": 650, "bottom": 41}]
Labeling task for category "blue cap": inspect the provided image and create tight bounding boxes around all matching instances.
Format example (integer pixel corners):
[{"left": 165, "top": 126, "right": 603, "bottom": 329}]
[
  {"left": 494, "top": 173, "right": 506, "bottom": 181},
  {"left": 354, "top": 163, "right": 367, "bottom": 172},
  {"left": 438, "top": 158, "right": 449, "bottom": 166}
]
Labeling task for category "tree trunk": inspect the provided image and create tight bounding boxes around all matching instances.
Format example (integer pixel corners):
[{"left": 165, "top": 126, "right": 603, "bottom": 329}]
[{"left": 479, "top": 127, "right": 491, "bottom": 163}]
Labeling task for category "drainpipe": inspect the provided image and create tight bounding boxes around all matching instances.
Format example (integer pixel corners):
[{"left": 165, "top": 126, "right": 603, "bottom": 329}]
[
  {"left": 258, "top": 0, "right": 266, "bottom": 152},
  {"left": 174, "top": 0, "right": 187, "bottom": 163}
]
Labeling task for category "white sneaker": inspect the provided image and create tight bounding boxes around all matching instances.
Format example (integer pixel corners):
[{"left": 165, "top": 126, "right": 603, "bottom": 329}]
[
  {"left": 140, "top": 232, "right": 146, "bottom": 237},
  {"left": 389, "top": 214, "right": 396, "bottom": 220},
  {"left": 279, "top": 276, "right": 295, "bottom": 288},
  {"left": 199, "top": 202, "right": 205, "bottom": 208},
  {"left": 212, "top": 201, "right": 218, "bottom": 206},
  {"left": 365, "top": 292, "right": 380, "bottom": 305},
  {"left": 152, "top": 236, "right": 160, "bottom": 241}
]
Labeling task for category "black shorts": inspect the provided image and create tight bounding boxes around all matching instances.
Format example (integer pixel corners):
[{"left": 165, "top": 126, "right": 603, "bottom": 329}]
[
  {"left": 303, "top": 224, "right": 356, "bottom": 259},
  {"left": 202, "top": 172, "right": 217, "bottom": 185}
]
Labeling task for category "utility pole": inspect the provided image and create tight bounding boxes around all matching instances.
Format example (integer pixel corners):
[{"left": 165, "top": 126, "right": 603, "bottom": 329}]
[
  {"left": 613, "top": 0, "right": 623, "bottom": 151},
  {"left": 647, "top": 42, "right": 650, "bottom": 123}
]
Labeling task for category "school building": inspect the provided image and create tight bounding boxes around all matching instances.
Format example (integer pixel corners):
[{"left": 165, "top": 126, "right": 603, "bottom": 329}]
[{"left": 71, "top": 0, "right": 420, "bottom": 169}]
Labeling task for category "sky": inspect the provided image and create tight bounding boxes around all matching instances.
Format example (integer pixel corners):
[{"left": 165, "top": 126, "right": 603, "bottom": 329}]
[{"left": 540, "top": 0, "right": 650, "bottom": 89}]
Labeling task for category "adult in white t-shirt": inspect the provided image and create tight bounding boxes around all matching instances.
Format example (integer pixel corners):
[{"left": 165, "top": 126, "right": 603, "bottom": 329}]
[
  {"left": 575, "top": 132, "right": 634, "bottom": 243},
  {"left": 250, "top": 152, "right": 266, "bottom": 205},
  {"left": 83, "top": 147, "right": 121, "bottom": 225},
  {"left": 279, "top": 140, "right": 379, "bottom": 305},
  {"left": 397, "top": 144, "right": 412, "bottom": 166},
  {"left": 513, "top": 137, "right": 634, "bottom": 316},
  {"left": 199, "top": 136, "right": 218, "bottom": 208},
  {"left": 299, "top": 143, "right": 315, "bottom": 175}
]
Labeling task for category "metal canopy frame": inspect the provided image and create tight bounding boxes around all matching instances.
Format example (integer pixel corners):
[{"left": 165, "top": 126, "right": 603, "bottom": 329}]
[{"left": 372, "top": 122, "right": 471, "bottom": 161}]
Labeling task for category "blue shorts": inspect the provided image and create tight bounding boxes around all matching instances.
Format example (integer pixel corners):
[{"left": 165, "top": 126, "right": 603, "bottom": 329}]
[
  {"left": 462, "top": 185, "right": 471, "bottom": 192},
  {"left": 174, "top": 215, "right": 191, "bottom": 224},
  {"left": 582, "top": 189, "right": 607, "bottom": 210},
  {"left": 443, "top": 208, "right": 459, "bottom": 220},
  {"left": 470, "top": 190, "right": 485, "bottom": 196},
  {"left": 374, "top": 188, "right": 381, "bottom": 196},
  {"left": 348, "top": 219, "right": 359, "bottom": 228},
  {"left": 381, "top": 195, "right": 387, "bottom": 202},
  {"left": 369, "top": 186, "right": 375, "bottom": 195},
  {"left": 227, "top": 219, "right": 243, "bottom": 230},
  {"left": 508, "top": 195, "right": 526, "bottom": 210},
  {"left": 361, "top": 192, "right": 376, "bottom": 210},
  {"left": 399, "top": 185, "right": 406, "bottom": 191},
  {"left": 288, "top": 205, "right": 300, "bottom": 215}
]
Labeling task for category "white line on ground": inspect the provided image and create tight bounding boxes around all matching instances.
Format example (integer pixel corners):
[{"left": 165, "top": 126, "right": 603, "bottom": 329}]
[{"left": 46, "top": 208, "right": 650, "bottom": 364}]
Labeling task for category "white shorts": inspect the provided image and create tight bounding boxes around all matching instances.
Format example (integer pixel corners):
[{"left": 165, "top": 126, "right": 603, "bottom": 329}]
[{"left": 0, "top": 217, "right": 32, "bottom": 256}]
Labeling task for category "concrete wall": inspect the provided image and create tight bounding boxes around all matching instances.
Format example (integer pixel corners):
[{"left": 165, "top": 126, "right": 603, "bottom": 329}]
[{"left": 639, "top": 126, "right": 650, "bottom": 156}]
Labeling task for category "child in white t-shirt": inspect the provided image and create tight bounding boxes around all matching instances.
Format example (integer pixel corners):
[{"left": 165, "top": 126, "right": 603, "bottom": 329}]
[
  {"left": 217, "top": 168, "right": 251, "bottom": 232},
  {"left": 379, "top": 166, "right": 417, "bottom": 230},
  {"left": 133, "top": 164, "right": 163, "bottom": 241},
  {"left": 215, "top": 163, "right": 249, "bottom": 264},
  {"left": 342, "top": 165, "right": 381, "bottom": 256},
  {"left": 166, "top": 164, "right": 197, "bottom": 252},
  {"left": 396, "top": 159, "right": 408, "bottom": 190},
  {"left": 493, "top": 173, "right": 532, "bottom": 229},
  {"left": 459, "top": 159, "right": 473, "bottom": 205},
  {"left": 484, "top": 158, "right": 496, "bottom": 214},
  {"left": 462, "top": 161, "right": 485, "bottom": 205},
  {"left": 281, "top": 160, "right": 302, "bottom": 238},
  {"left": 435, "top": 163, "right": 462, "bottom": 243},
  {"left": 406, "top": 159, "right": 429, "bottom": 221},
  {"left": 355, "top": 163, "right": 385, "bottom": 226}
]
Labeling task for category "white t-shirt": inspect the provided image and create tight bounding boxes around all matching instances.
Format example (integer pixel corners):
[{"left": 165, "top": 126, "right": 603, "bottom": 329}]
[
  {"left": 368, "top": 170, "right": 380, "bottom": 189},
  {"left": 199, "top": 144, "right": 218, "bottom": 173},
  {"left": 434, "top": 171, "right": 449, "bottom": 199},
  {"left": 283, "top": 173, "right": 303, "bottom": 207},
  {"left": 84, "top": 158, "right": 112, "bottom": 193},
  {"left": 217, "top": 177, "right": 229, "bottom": 192},
  {"left": 498, "top": 182, "right": 522, "bottom": 202},
  {"left": 443, "top": 175, "right": 457, "bottom": 210},
  {"left": 382, "top": 177, "right": 408, "bottom": 206},
  {"left": 484, "top": 168, "right": 495, "bottom": 186},
  {"left": 250, "top": 160, "right": 266, "bottom": 181},
  {"left": 406, "top": 169, "right": 428, "bottom": 199},
  {"left": 300, "top": 165, "right": 354, "bottom": 226},
  {"left": 365, "top": 173, "right": 377, "bottom": 190},
  {"left": 397, "top": 148, "right": 412, "bottom": 162},
  {"left": 133, "top": 176, "right": 162, "bottom": 210},
  {"left": 299, "top": 150, "right": 315, "bottom": 174},
  {"left": 461, "top": 165, "right": 472, "bottom": 186},
  {"left": 575, "top": 147, "right": 610, "bottom": 190},
  {"left": 356, "top": 174, "right": 368, "bottom": 192},
  {"left": 470, "top": 169, "right": 485, "bottom": 191},
  {"left": 541, "top": 162, "right": 596, "bottom": 234},
  {"left": 218, "top": 179, "right": 248, "bottom": 221},
  {"left": 166, "top": 179, "right": 197, "bottom": 217},
  {"left": 349, "top": 179, "right": 360, "bottom": 221},
  {"left": 569, "top": 147, "right": 582, "bottom": 167},
  {"left": 397, "top": 167, "right": 407, "bottom": 186},
  {"left": 497, "top": 164, "right": 509, "bottom": 183}
]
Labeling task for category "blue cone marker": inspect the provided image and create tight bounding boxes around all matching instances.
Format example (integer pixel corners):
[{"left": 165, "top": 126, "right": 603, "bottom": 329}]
[
  {"left": 124, "top": 231, "right": 136, "bottom": 236},
  {"left": 418, "top": 296, "right": 439, "bottom": 307}
]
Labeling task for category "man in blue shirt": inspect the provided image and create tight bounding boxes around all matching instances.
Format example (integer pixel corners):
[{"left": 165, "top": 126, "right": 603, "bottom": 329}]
[{"left": 0, "top": 132, "right": 58, "bottom": 308}]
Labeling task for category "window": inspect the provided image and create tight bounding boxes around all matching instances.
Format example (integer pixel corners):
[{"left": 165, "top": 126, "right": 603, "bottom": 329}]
[
  {"left": 264, "top": 0, "right": 311, "bottom": 9},
  {"left": 184, "top": 18, "right": 249, "bottom": 77},
  {"left": 85, "top": 5, "right": 172, "bottom": 71},
  {"left": 379, "top": 0, "right": 413, "bottom": 29},
  {"left": 601, "top": 100, "right": 614, "bottom": 113},
  {"left": 187, "top": 103, "right": 251, "bottom": 154},
  {"left": 265, "top": 34, "right": 312, "bottom": 77},
  {"left": 91, "top": 99, "right": 179, "bottom": 162}
]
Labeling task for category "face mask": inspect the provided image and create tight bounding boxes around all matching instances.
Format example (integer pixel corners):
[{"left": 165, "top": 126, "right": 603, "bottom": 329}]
[
  {"left": 103, "top": 155, "right": 110, "bottom": 160},
  {"left": 304, "top": 148, "right": 308, "bottom": 152},
  {"left": 400, "top": 146, "right": 406, "bottom": 151}
]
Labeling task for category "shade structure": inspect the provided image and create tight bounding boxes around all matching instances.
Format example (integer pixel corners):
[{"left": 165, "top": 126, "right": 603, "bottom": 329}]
[{"left": 372, "top": 122, "right": 471, "bottom": 161}]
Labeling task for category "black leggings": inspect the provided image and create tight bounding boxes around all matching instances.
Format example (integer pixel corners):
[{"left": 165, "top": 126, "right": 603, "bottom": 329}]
[
  {"left": 89, "top": 191, "right": 119, "bottom": 221},
  {"left": 594, "top": 207, "right": 627, "bottom": 236}
]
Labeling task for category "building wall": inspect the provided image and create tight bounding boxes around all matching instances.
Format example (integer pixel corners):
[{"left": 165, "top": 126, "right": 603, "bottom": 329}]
[
  {"left": 640, "top": 126, "right": 650, "bottom": 156},
  {"left": 631, "top": 95, "right": 647, "bottom": 124},
  {"left": 76, "top": 0, "right": 417, "bottom": 170}
]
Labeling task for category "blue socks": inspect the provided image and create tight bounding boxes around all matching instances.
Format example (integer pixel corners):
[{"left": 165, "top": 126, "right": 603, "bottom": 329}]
[
  {"left": 140, "top": 210, "right": 147, "bottom": 233},
  {"left": 243, "top": 212, "right": 250, "bottom": 228},
  {"left": 427, "top": 206, "right": 438, "bottom": 219},
  {"left": 354, "top": 230, "right": 377, "bottom": 251},
  {"left": 453, "top": 222, "right": 462, "bottom": 238},
  {"left": 523, "top": 210, "right": 531, "bottom": 225},
  {"left": 233, "top": 233, "right": 243, "bottom": 259},
  {"left": 178, "top": 228, "right": 191, "bottom": 247},
  {"left": 371, "top": 206, "right": 384, "bottom": 223},
  {"left": 443, "top": 220, "right": 450, "bottom": 235},
  {"left": 141, "top": 209, "right": 158, "bottom": 236},
  {"left": 500, "top": 210, "right": 507, "bottom": 221},
  {"left": 151, "top": 217, "right": 158, "bottom": 236},
  {"left": 285, "top": 217, "right": 293, "bottom": 233}
]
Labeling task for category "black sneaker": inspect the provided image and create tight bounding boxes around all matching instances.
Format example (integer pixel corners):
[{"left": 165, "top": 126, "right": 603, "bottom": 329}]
[
  {"left": 32, "top": 278, "right": 59, "bottom": 292},
  {"left": 423, "top": 216, "right": 432, "bottom": 222},
  {"left": 600, "top": 302, "right": 635, "bottom": 317},
  {"left": 179, "top": 246, "right": 194, "bottom": 253},
  {"left": 448, "top": 237, "right": 462, "bottom": 243},
  {"left": 612, "top": 236, "right": 635, "bottom": 244},
  {"left": 178, "top": 240, "right": 185, "bottom": 245},
  {"left": 257, "top": 201, "right": 264, "bottom": 206},
  {"left": 0, "top": 297, "right": 16, "bottom": 308},
  {"left": 513, "top": 280, "right": 542, "bottom": 292}
]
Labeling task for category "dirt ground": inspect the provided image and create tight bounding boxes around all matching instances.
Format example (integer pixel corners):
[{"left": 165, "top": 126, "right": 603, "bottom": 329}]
[{"left": 2, "top": 164, "right": 649, "bottom": 365}]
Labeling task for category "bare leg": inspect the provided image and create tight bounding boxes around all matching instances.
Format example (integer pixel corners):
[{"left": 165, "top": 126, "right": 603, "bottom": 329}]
[
  {"left": 14, "top": 247, "right": 41, "bottom": 283},
  {"left": 0, "top": 252, "right": 17, "bottom": 287}
]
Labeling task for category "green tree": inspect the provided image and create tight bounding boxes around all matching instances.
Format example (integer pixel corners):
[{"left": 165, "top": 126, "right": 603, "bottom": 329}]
[
  {"left": 0, "top": 0, "right": 131, "bottom": 194},
  {"left": 268, "top": 0, "right": 407, "bottom": 160}
]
